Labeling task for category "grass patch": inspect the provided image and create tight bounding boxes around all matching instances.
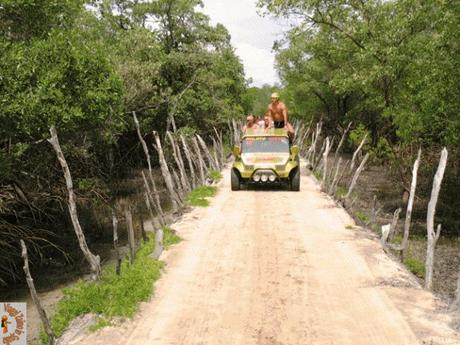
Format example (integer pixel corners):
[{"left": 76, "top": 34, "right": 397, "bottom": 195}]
[
  {"left": 163, "top": 226, "right": 182, "bottom": 248},
  {"left": 371, "top": 223, "right": 380, "bottom": 232},
  {"left": 41, "top": 235, "right": 167, "bottom": 344},
  {"left": 354, "top": 210, "right": 370, "bottom": 225},
  {"left": 404, "top": 257, "right": 425, "bottom": 278},
  {"left": 335, "top": 186, "right": 347, "bottom": 199},
  {"left": 186, "top": 186, "right": 217, "bottom": 207},
  {"left": 345, "top": 225, "right": 354, "bottom": 230},
  {"left": 208, "top": 170, "right": 222, "bottom": 182},
  {"left": 88, "top": 317, "right": 111, "bottom": 332},
  {"left": 313, "top": 170, "right": 322, "bottom": 180}
]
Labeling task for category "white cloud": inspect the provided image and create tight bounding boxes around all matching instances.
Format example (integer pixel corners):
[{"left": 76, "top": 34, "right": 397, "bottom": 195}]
[{"left": 201, "top": 0, "right": 285, "bottom": 87}]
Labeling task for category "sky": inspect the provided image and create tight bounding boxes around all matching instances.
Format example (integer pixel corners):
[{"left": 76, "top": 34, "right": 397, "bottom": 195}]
[{"left": 200, "top": 0, "right": 287, "bottom": 87}]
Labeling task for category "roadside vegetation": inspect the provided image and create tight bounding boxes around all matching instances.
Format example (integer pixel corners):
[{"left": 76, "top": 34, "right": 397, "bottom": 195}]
[
  {"left": 40, "top": 233, "right": 170, "bottom": 344},
  {"left": 258, "top": 0, "right": 459, "bottom": 237},
  {"left": 0, "top": 0, "right": 249, "bottom": 288},
  {"left": 208, "top": 170, "right": 223, "bottom": 183},
  {"left": 258, "top": 0, "right": 459, "bottom": 303},
  {"left": 186, "top": 186, "right": 218, "bottom": 207}
]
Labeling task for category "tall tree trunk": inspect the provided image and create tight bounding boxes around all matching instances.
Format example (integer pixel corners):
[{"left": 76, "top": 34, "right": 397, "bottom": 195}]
[{"left": 48, "top": 126, "right": 100, "bottom": 280}]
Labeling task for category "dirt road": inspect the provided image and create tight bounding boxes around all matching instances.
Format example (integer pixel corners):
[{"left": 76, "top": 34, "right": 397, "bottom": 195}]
[{"left": 74, "top": 164, "right": 458, "bottom": 345}]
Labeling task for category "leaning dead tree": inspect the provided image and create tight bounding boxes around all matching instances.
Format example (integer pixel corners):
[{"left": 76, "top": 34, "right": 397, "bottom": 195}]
[
  {"left": 153, "top": 131, "right": 182, "bottom": 211},
  {"left": 345, "top": 153, "right": 369, "bottom": 200},
  {"left": 334, "top": 122, "right": 352, "bottom": 160},
  {"left": 328, "top": 157, "right": 342, "bottom": 195},
  {"left": 21, "top": 240, "right": 55, "bottom": 345},
  {"left": 350, "top": 134, "right": 367, "bottom": 172},
  {"left": 141, "top": 171, "right": 164, "bottom": 226},
  {"left": 306, "top": 122, "right": 322, "bottom": 163},
  {"left": 425, "top": 147, "right": 448, "bottom": 290},
  {"left": 133, "top": 112, "right": 165, "bottom": 222},
  {"left": 197, "top": 135, "right": 218, "bottom": 172},
  {"left": 48, "top": 126, "right": 101, "bottom": 280},
  {"left": 191, "top": 136, "right": 207, "bottom": 184},
  {"left": 180, "top": 135, "right": 197, "bottom": 188},
  {"left": 167, "top": 131, "right": 191, "bottom": 194}
]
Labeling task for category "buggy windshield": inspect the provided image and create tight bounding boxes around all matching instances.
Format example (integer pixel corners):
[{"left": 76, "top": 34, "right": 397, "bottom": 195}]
[{"left": 242, "top": 136, "right": 289, "bottom": 153}]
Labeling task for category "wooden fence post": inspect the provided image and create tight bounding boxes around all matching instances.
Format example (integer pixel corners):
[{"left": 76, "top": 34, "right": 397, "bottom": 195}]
[
  {"left": 139, "top": 213, "right": 148, "bottom": 243},
  {"left": 141, "top": 171, "right": 164, "bottom": 226},
  {"left": 151, "top": 228, "right": 164, "bottom": 260},
  {"left": 350, "top": 134, "right": 367, "bottom": 172},
  {"left": 21, "top": 240, "right": 55, "bottom": 345},
  {"left": 192, "top": 136, "right": 206, "bottom": 184},
  {"left": 125, "top": 207, "right": 136, "bottom": 264},
  {"left": 321, "top": 137, "right": 331, "bottom": 188},
  {"left": 133, "top": 112, "right": 165, "bottom": 221},
  {"left": 48, "top": 126, "right": 101, "bottom": 280},
  {"left": 329, "top": 157, "right": 342, "bottom": 195},
  {"left": 197, "top": 135, "right": 218, "bottom": 171},
  {"left": 112, "top": 212, "right": 121, "bottom": 275},
  {"left": 388, "top": 208, "right": 402, "bottom": 242},
  {"left": 334, "top": 121, "right": 352, "bottom": 160},
  {"left": 425, "top": 147, "right": 448, "bottom": 290},
  {"left": 401, "top": 149, "right": 421, "bottom": 261},
  {"left": 153, "top": 131, "right": 182, "bottom": 210},
  {"left": 180, "top": 135, "right": 197, "bottom": 189},
  {"left": 451, "top": 271, "right": 460, "bottom": 312},
  {"left": 345, "top": 153, "right": 369, "bottom": 199},
  {"left": 166, "top": 131, "right": 190, "bottom": 193}
]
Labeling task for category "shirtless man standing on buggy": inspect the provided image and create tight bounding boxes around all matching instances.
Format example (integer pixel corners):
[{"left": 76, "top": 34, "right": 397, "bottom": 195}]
[{"left": 267, "top": 92, "right": 295, "bottom": 141}]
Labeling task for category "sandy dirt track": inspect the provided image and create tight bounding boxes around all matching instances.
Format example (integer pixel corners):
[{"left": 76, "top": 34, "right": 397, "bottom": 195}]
[{"left": 73, "top": 163, "right": 459, "bottom": 345}]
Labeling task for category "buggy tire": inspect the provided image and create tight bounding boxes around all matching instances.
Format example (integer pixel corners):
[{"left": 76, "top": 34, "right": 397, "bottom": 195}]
[
  {"left": 231, "top": 169, "right": 241, "bottom": 191},
  {"left": 290, "top": 168, "right": 300, "bottom": 191}
]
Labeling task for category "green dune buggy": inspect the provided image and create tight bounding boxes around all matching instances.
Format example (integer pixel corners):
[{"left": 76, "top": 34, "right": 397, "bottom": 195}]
[{"left": 231, "top": 129, "right": 300, "bottom": 191}]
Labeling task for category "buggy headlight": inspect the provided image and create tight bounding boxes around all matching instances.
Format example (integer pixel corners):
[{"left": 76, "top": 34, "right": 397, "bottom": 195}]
[
  {"left": 253, "top": 175, "right": 261, "bottom": 182},
  {"left": 269, "top": 175, "right": 276, "bottom": 182},
  {"left": 261, "top": 174, "right": 268, "bottom": 182}
]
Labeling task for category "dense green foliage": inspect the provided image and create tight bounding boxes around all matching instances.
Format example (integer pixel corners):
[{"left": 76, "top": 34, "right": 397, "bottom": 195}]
[
  {"left": 258, "top": 0, "right": 459, "bottom": 147},
  {"left": 258, "top": 0, "right": 460, "bottom": 235},
  {"left": 0, "top": 0, "right": 248, "bottom": 286}
]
